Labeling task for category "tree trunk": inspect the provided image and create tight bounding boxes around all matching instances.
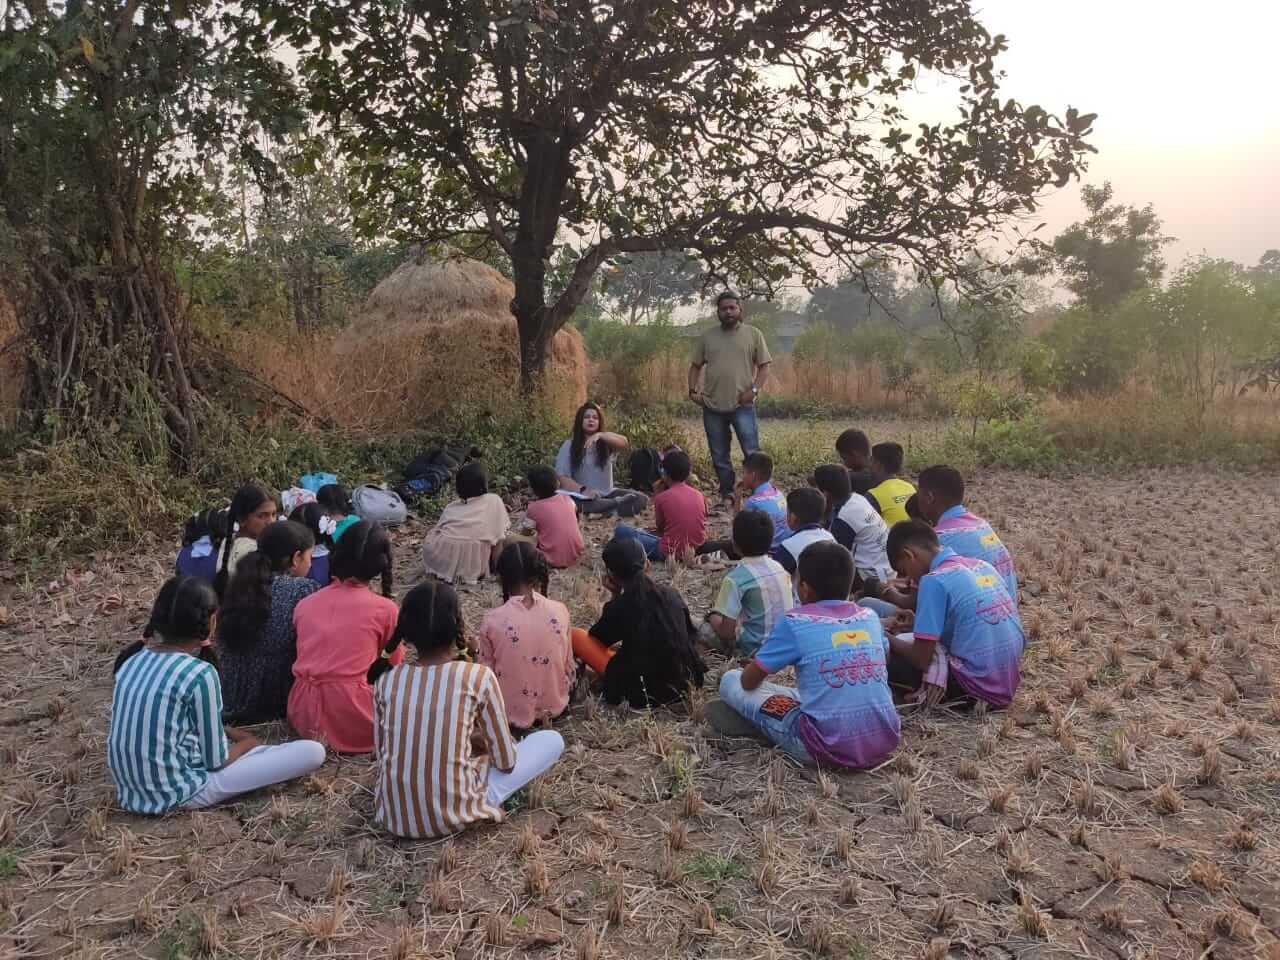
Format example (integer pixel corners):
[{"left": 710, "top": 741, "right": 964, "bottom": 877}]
[{"left": 508, "top": 138, "right": 573, "bottom": 395}]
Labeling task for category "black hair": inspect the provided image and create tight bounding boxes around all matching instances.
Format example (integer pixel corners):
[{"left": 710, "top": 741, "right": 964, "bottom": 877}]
[
  {"left": 115, "top": 576, "right": 219, "bottom": 675},
  {"left": 527, "top": 464, "right": 559, "bottom": 500},
  {"left": 214, "top": 484, "right": 273, "bottom": 596},
  {"left": 811, "top": 464, "right": 852, "bottom": 503},
  {"left": 455, "top": 461, "right": 489, "bottom": 500},
  {"left": 797, "top": 541, "right": 855, "bottom": 602},
  {"left": 329, "top": 520, "right": 394, "bottom": 597},
  {"left": 905, "top": 493, "right": 922, "bottom": 520},
  {"left": 786, "top": 487, "right": 827, "bottom": 526},
  {"left": 316, "top": 484, "right": 351, "bottom": 515},
  {"left": 716, "top": 290, "right": 740, "bottom": 306},
  {"left": 835, "top": 429, "right": 870, "bottom": 457},
  {"left": 663, "top": 449, "right": 692, "bottom": 483},
  {"left": 871, "top": 441, "right": 905, "bottom": 475},
  {"left": 886, "top": 519, "right": 941, "bottom": 562},
  {"left": 217, "top": 521, "right": 315, "bottom": 653},
  {"left": 600, "top": 536, "right": 701, "bottom": 685},
  {"left": 742, "top": 451, "right": 773, "bottom": 482},
  {"left": 290, "top": 502, "right": 333, "bottom": 548},
  {"left": 569, "top": 402, "right": 611, "bottom": 473},
  {"left": 367, "top": 581, "right": 463, "bottom": 685},
  {"left": 917, "top": 464, "right": 965, "bottom": 505},
  {"left": 603, "top": 536, "right": 647, "bottom": 582},
  {"left": 732, "top": 509, "right": 774, "bottom": 557},
  {"left": 495, "top": 541, "right": 551, "bottom": 602},
  {"left": 182, "top": 508, "right": 229, "bottom": 548}
]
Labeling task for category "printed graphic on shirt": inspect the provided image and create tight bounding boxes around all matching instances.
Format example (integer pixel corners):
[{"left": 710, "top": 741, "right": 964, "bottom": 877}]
[{"left": 760, "top": 694, "right": 800, "bottom": 719}]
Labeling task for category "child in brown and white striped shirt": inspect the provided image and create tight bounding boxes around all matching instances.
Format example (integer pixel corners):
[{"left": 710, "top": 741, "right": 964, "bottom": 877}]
[{"left": 367, "top": 582, "right": 564, "bottom": 839}]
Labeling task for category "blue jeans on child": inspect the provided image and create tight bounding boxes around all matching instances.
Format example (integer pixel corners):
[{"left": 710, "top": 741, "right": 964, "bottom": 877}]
[
  {"left": 718, "top": 669, "right": 813, "bottom": 764},
  {"left": 702, "top": 406, "right": 761, "bottom": 498},
  {"left": 858, "top": 597, "right": 901, "bottom": 619},
  {"left": 612, "top": 524, "right": 665, "bottom": 561}
]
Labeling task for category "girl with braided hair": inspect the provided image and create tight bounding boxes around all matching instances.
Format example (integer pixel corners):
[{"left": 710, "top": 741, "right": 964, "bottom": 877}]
[
  {"left": 107, "top": 576, "right": 324, "bottom": 814},
  {"left": 369, "top": 581, "right": 563, "bottom": 838},
  {"left": 288, "top": 521, "right": 399, "bottom": 753}
]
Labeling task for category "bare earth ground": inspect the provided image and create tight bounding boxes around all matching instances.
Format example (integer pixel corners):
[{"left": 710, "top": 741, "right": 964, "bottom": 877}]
[{"left": 1, "top": 461, "right": 1279, "bottom": 960}]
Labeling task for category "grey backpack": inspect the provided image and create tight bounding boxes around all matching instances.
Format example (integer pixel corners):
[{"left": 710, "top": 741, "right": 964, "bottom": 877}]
[{"left": 351, "top": 484, "right": 408, "bottom": 527}]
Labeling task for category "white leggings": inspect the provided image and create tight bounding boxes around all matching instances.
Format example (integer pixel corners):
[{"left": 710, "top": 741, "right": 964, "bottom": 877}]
[
  {"left": 183, "top": 741, "right": 326, "bottom": 809},
  {"left": 485, "top": 730, "right": 565, "bottom": 806}
]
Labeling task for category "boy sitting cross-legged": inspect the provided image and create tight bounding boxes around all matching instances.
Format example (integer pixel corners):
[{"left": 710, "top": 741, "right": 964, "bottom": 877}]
[
  {"left": 701, "top": 510, "right": 794, "bottom": 658},
  {"left": 768, "top": 488, "right": 836, "bottom": 580},
  {"left": 696, "top": 450, "right": 790, "bottom": 560},
  {"left": 884, "top": 520, "right": 1024, "bottom": 708},
  {"left": 614, "top": 450, "right": 706, "bottom": 562},
  {"left": 717, "top": 541, "right": 900, "bottom": 769},
  {"left": 916, "top": 465, "right": 1017, "bottom": 604},
  {"left": 867, "top": 442, "right": 916, "bottom": 526}
]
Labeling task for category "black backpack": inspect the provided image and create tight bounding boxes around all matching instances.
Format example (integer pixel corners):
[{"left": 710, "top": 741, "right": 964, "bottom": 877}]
[
  {"left": 399, "top": 445, "right": 482, "bottom": 501},
  {"left": 626, "top": 447, "right": 663, "bottom": 493}
]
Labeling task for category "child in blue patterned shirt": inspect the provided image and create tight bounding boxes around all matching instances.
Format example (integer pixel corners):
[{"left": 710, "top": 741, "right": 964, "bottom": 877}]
[{"left": 718, "top": 541, "right": 900, "bottom": 769}]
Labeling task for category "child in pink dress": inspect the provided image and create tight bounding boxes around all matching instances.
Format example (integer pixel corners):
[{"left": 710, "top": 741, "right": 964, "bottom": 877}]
[
  {"left": 475, "top": 543, "right": 576, "bottom": 731},
  {"left": 289, "top": 521, "right": 401, "bottom": 753}
]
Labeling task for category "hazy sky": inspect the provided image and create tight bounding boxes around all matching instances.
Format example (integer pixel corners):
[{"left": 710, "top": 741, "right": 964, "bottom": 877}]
[{"left": 930, "top": 0, "right": 1280, "bottom": 271}]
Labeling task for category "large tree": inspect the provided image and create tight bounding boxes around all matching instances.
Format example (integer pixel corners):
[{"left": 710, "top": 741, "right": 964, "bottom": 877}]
[
  {"left": 1028, "top": 181, "right": 1174, "bottom": 312},
  {"left": 263, "top": 0, "right": 1095, "bottom": 389},
  {"left": 0, "top": 0, "right": 295, "bottom": 454}
]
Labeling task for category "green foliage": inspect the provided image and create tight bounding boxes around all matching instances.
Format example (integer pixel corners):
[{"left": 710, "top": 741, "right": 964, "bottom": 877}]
[
  {"left": 0, "top": 0, "right": 300, "bottom": 452},
  {"left": 1041, "top": 305, "right": 1142, "bottom": 394},
  {"left": 0, "top": 849, "right": 18, "bottom": 879},
  {"left": 158, "top": 913, "right": 202, "bottom": 960},
  {"left": 262, "top": 0, "right": 1093, "bottom": 380},
  {"left": 1027, "top": 181, "right": 1174, "bottom": 312}
]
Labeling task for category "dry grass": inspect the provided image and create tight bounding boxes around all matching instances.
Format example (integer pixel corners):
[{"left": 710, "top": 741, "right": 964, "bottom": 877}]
[
  {"left": 0, "top": 461, "right": 1278, "bottom": 958},
  {"left": 213, "top": 252, "right": 587, "bottom": 431}
]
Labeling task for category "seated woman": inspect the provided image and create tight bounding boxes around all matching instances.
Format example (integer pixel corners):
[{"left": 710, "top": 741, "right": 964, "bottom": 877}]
[{"left": 554, "top": 402, "right": 648, "bottom": 518}]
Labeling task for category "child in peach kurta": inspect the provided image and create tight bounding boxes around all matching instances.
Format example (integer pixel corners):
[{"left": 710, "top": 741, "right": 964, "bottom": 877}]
[{"left": 475, "top": 543, "right": 576, "bottom": 730}]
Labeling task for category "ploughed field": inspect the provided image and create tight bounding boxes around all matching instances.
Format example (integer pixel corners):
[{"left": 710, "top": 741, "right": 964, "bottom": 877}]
[{"left": 0, "top": 463, "right": 1277, "bottom": 959}]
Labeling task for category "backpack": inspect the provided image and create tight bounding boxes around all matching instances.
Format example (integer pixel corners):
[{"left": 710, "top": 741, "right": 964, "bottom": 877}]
[
  {"left": 351, "top": 484, "right": 408, "bottom": 527},
  {"left": 626, "top": 447, "right": 663, "bottom": 493},
  {"left": 299, "top": 472, "right": 337, "bottom": 493},
  {"left": 399, "top": 445, "right": 483, "bottom": 501}
]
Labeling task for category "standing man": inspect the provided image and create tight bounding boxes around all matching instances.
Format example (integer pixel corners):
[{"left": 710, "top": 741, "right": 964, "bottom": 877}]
[{"left": 689, "top": 291, "right": 772, "bottom": 508}]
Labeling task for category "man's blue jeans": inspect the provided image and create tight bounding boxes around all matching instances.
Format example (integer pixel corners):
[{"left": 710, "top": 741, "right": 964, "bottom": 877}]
[
  {"left": 613, "top": 523, "right": 665, "bottom": 561},
  {"left": 703, "top": 405, "right": 761, "bottom": 497}
]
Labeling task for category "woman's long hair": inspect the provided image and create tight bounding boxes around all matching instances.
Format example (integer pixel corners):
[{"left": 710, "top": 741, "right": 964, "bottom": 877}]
[{"left": 569, "top": 401, "right": 610, "bottom": 473}]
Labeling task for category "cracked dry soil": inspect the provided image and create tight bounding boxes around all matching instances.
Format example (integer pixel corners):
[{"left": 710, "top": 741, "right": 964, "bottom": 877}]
[{"left": 0, "top": 465, "right": 1278, "bottom": 959}]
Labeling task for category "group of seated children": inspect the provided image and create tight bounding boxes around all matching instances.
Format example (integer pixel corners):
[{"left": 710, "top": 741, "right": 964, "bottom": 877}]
[{"left": 114, "top": 425, "right": 1019, "bottom": 842}]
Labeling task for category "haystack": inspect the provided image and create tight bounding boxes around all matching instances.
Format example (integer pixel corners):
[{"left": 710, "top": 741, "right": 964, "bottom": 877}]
[{"left": 333, "top": 252, "right": 587, "bottom": 429}]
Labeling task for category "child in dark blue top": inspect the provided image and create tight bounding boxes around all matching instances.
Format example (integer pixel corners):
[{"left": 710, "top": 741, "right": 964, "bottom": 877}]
[
  {"left": 175, "top": 509, "right": 229, "bottom": 584},
  {"left": 289, "top": 502, "right": 334, "bottom": 587}
]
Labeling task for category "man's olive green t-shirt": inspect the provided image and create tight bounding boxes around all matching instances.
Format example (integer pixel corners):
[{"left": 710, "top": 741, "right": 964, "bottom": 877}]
[{"left": 691, "top": 323, "right": 772, "bottom": 414}]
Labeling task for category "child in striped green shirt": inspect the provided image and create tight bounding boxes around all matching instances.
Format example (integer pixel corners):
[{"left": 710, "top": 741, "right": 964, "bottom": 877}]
[{"left": 108, "top": 576, "right": 325, "bottom": 814}]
